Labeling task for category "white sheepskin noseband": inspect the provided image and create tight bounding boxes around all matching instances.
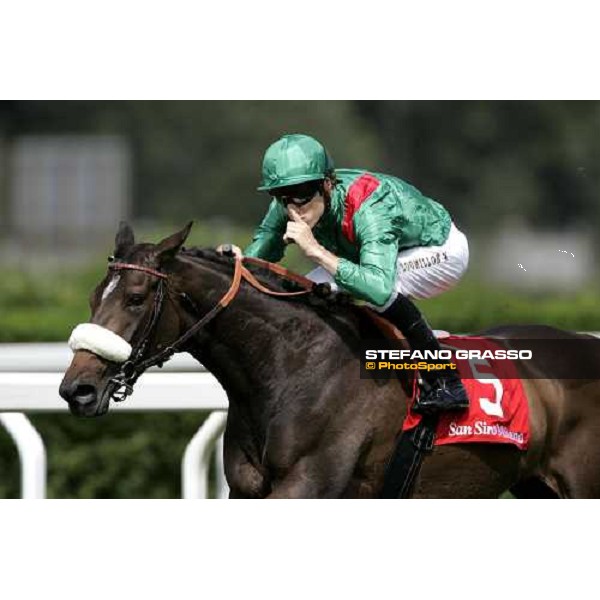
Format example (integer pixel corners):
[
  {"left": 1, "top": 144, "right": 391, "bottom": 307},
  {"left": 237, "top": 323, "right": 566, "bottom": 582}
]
[{"left": 68, "top": 323, "right": 132, "bottom": 363}]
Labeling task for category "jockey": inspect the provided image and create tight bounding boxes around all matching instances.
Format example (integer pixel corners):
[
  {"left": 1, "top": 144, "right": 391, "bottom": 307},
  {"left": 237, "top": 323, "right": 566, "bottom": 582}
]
[{"left": 219, "top": 133, "right": 470, "bottom": 414}]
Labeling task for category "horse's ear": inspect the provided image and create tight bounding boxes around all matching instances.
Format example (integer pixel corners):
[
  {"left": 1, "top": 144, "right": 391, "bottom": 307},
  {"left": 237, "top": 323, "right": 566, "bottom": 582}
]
[
  {"left": 114, "top": 221, "right": 135, "bottom": 257},
  {"left": 155, "top": 221, "right": 193, "bottom": 265}
]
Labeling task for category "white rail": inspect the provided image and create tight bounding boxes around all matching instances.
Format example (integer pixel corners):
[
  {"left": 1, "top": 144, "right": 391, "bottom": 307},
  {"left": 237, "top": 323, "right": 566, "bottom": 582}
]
[
  {"left": 0, "top": 343, "right": 201, "bottom": 373},
  {"left": 182, "top": 411, "right": 229, "bottom": 499},
  {"left": 0, "top": 344, "right": 230, "bottom": 499},
  {"left": 0, "top": 372, "right": 227, "bottom": 411},
  {"left": 0, "top": 413, "right": 46, "bottom": 499}
]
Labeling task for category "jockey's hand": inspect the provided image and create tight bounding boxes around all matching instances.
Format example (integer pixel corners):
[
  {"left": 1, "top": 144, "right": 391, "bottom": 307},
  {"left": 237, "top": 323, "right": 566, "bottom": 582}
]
[
  {"left": 216, "top": 244, "right": 243, "bottom": 258},
  {"left": 284, "top": 207, "right": 320, "bottom": 258}
]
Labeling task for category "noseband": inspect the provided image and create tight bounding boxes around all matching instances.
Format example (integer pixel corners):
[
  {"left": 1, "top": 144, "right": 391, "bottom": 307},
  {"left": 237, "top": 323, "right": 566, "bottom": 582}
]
[{"left": 105, "top": 256, "right": 315, "bottom": 402}]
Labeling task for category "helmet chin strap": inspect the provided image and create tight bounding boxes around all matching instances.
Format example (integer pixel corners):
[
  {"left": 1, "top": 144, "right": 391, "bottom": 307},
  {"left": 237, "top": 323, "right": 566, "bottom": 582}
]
[{"left": 323, "top": 191, "right": 332, "bottom": 215}]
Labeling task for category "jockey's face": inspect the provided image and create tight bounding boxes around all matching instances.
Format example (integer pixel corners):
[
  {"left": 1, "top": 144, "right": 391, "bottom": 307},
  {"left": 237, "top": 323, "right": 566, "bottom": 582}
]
[
  {"left": 271, "top": 178, "right": 332, "bottom": 229},
  {"left": 288, "top": 194, "right": 325, "bottom": 228}
]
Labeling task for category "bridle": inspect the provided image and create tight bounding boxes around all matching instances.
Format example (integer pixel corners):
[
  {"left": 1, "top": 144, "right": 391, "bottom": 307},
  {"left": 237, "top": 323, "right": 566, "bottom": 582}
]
[{"left": 105, "top": 255, "right": 316, "bottom": 402}]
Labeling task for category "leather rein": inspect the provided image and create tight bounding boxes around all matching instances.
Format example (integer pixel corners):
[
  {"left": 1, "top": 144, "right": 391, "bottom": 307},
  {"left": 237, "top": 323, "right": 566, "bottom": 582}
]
[{"left": 106, "top": 255, "right": 316, "bottom": 402}]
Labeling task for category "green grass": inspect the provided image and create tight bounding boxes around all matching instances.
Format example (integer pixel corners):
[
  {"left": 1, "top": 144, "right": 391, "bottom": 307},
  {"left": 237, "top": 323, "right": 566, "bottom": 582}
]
[
  {"left": 2, "top": 256, "right": 600, "bottom": 343},
  {"left": 420, "top": 274, "right": 600, "bottom": 334}
]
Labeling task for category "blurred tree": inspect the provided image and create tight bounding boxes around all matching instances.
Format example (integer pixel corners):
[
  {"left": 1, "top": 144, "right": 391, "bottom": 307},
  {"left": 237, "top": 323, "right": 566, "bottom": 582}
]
[
  {"left": 2, "top": 100, "right": 599, "bottom": 235},
  {"left": 355, "top": 100, "right": 600, "bottom": 234},
  {"left": 0, "top": 100, "right": 383, "bottom": 227}
]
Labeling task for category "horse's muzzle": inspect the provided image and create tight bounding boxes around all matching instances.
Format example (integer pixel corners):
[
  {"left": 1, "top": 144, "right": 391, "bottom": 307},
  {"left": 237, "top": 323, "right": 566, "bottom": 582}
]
[{"left": 59, "top": 378, "right": 108, "bottom": 417}]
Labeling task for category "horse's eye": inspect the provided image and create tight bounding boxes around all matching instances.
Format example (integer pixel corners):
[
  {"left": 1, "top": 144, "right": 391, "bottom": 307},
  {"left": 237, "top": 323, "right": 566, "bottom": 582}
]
[{"left": 127, "top": 294, "right": 146, "bottom": 307}]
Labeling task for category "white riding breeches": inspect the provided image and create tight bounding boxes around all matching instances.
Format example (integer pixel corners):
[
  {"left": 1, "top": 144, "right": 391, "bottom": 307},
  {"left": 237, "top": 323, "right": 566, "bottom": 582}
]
[{"left": 306, "top": 222, "right": 469, "bottom": 312}]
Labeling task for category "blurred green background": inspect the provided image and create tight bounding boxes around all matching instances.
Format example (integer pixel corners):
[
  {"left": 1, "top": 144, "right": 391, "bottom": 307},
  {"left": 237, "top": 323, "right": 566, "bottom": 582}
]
[{"left": 1, "top": 101, "right": 599, "bottom": 498}]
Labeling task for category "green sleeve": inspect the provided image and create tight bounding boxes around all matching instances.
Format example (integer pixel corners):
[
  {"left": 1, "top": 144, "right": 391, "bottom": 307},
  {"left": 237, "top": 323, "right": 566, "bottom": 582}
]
[
  {"left": 243, "top": 199, "right": 287, "bottom": 262},
  {"left": 334, "top": 199, "right": 399, "bottom": 307}
]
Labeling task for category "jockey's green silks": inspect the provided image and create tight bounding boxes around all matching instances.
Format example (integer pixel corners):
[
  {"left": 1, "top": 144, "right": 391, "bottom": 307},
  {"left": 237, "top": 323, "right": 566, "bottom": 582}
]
[{"left": 244, "top": 169, "right": 451, "bottom": 307}]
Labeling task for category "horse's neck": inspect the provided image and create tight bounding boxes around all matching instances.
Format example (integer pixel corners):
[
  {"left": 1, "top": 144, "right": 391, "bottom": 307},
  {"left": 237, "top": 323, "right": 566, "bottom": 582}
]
[{"left": 173, "top": 255, "right": 359, "bottom": 408}]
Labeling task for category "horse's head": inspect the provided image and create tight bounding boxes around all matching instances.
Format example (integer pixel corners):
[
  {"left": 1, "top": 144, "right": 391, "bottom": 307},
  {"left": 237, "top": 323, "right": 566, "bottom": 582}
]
[{"left": 59, "top": 221, "right": 193, "bottom": 417}]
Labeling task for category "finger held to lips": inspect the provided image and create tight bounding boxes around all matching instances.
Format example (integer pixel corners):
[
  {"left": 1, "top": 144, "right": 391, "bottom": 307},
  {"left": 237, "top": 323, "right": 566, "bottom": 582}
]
[{"left": 288, "top": 206, "right": 303, "bottom": 222}]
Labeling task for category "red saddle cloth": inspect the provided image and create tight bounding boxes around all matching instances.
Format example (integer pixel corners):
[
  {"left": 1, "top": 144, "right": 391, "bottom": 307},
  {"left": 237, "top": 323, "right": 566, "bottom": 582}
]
[{"left": 402, "top": 335, "right": 530, "bottom": 450}]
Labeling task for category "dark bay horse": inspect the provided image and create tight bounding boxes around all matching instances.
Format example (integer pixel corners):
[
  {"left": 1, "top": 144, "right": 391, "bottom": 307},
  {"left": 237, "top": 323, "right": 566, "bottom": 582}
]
[{"left": 59, "top": 223, "right": 600, "bottom": 498}]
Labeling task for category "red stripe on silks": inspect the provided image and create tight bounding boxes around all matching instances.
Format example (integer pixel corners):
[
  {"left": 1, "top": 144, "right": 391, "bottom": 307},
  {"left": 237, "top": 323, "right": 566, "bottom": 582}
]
[{"left": 341, "top": 173, "right": 380, "bottom": 242}]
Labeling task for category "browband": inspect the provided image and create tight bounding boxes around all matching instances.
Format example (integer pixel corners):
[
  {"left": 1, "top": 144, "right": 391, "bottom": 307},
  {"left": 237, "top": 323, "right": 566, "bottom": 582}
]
[{"left": 109, "top": 262, "right": 168, "bottom": 280}]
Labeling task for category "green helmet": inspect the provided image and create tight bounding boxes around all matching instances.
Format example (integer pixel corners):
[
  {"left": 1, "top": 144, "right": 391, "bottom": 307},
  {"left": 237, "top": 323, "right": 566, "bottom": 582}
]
[{"left": 257, "top": 134, "right": 334, "bottom": 192}]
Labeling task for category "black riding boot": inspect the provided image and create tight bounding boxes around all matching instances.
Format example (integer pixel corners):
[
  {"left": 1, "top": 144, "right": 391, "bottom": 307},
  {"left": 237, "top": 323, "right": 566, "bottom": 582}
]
[{"left": 381, "top": 294, "right": 469, "bottom": 415}]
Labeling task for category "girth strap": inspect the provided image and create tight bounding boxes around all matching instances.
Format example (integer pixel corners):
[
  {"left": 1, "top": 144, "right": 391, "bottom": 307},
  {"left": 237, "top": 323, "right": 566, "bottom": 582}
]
[{"left": 380, "top": 414, "right": 438, "bottom": 498}]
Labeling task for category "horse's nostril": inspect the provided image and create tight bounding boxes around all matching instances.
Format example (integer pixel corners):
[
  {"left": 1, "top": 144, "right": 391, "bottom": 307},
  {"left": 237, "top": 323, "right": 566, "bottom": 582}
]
[
  {"left": 75, "top": 384, "right": 96, "bottom": 397},
  {"left": 66, "top": 383, "right": 98, "bottom": 407}
]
